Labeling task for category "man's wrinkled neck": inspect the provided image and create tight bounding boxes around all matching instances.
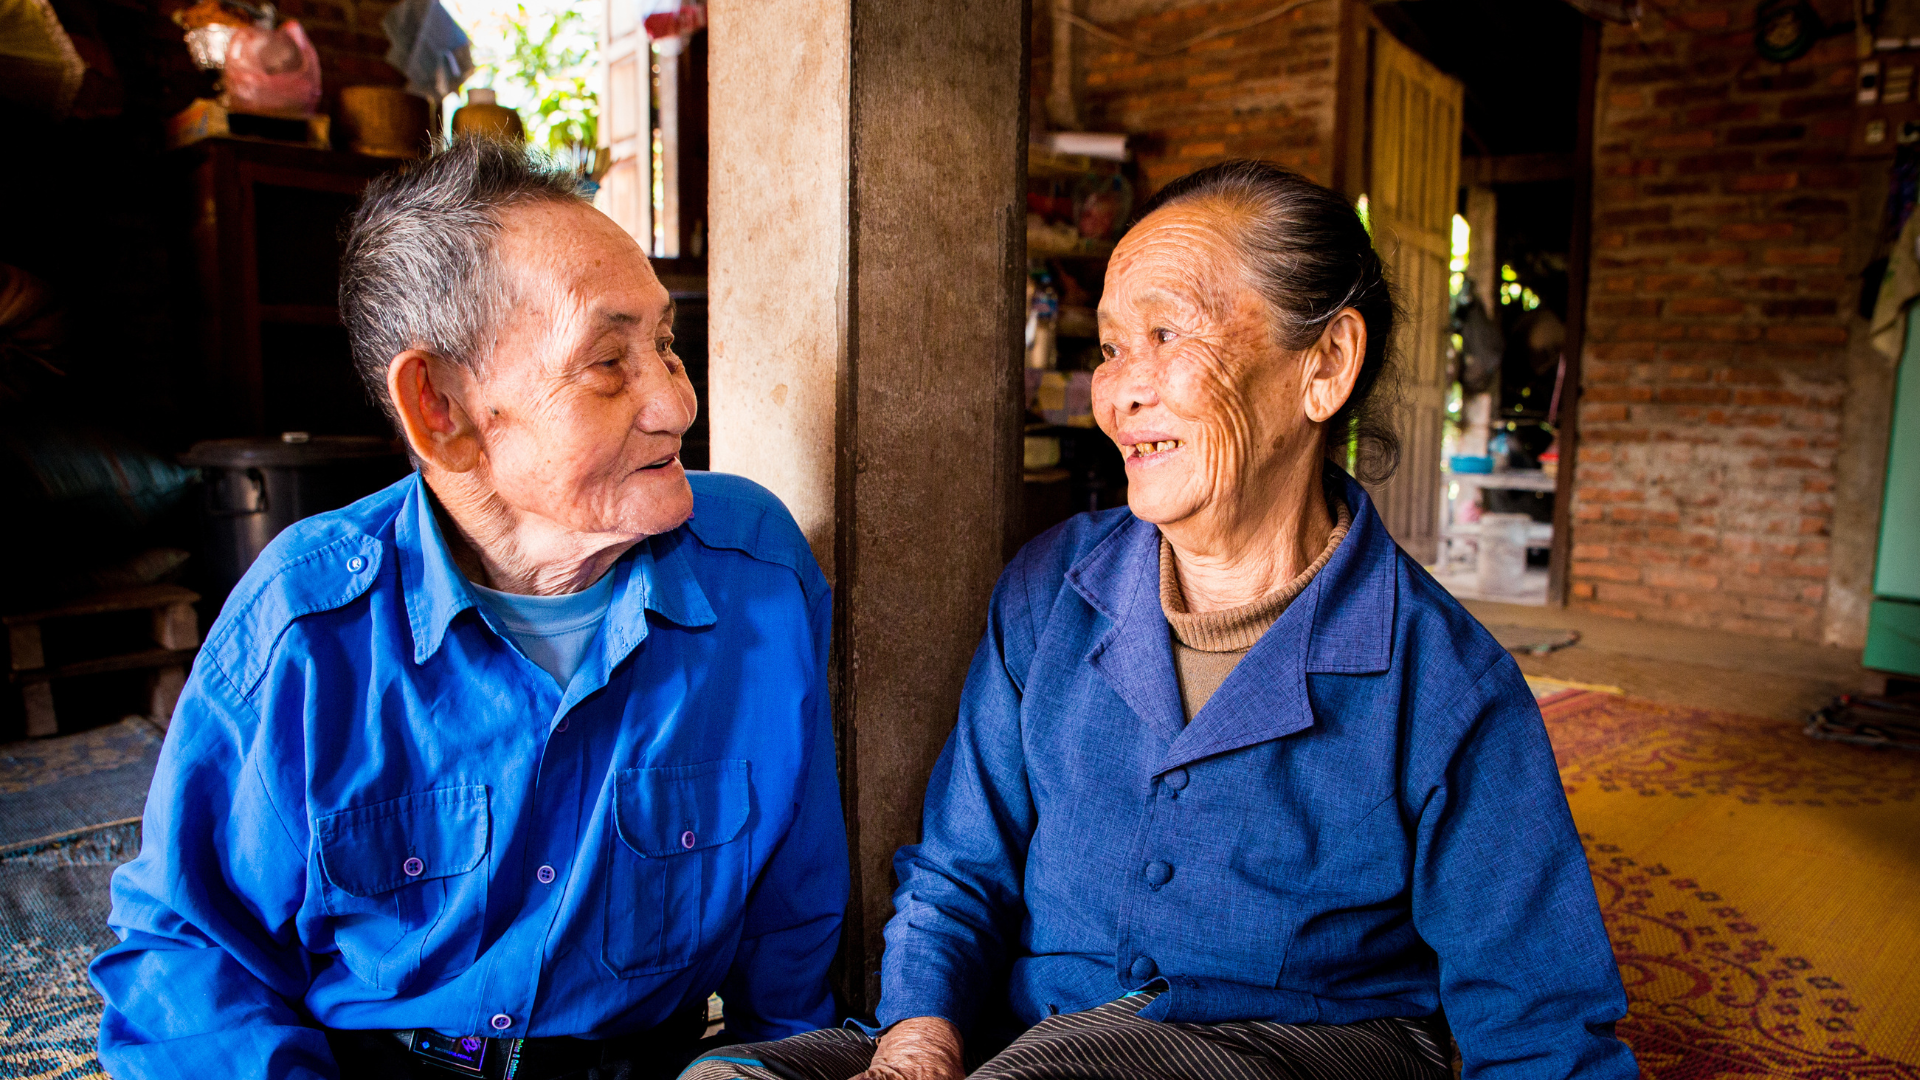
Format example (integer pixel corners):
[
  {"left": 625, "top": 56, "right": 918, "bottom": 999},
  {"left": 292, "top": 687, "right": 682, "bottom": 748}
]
[{"left": 421, "top": 466, "right": 640, "bottom": 597}]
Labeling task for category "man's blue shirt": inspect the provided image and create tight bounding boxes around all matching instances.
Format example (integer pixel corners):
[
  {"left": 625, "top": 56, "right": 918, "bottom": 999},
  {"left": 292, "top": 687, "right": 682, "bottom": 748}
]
[
  {"left": 90, "top": 471, "right": 849, "bottom": 1080},
  {"left": 877, "top": 474, "right": 1636, "bottom": 1080}
]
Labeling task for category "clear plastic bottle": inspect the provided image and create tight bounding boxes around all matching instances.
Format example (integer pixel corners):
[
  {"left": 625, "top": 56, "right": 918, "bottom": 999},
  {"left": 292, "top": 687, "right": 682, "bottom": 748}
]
[{"left": 1026, "top": 280, "right": 1059, "bottom": 371}]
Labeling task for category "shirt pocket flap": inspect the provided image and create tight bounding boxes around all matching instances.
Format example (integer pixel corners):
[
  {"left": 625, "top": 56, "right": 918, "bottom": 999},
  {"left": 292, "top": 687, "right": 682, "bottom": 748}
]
[
  {"left": 317, "top": 785, "right": 491, "bottom": 898},
  {"left": 614, "top": 760, "right": 750, "bottom": 858}
]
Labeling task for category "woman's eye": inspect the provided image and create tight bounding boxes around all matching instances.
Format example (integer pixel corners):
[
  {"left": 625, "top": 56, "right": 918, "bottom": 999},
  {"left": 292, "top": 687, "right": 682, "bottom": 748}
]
[
  {"left": 599, "top": 356, "right": 622, "bottom": 369},
  {"left": 1154, "top": 328, "right": 1175, "bottom": 344}
]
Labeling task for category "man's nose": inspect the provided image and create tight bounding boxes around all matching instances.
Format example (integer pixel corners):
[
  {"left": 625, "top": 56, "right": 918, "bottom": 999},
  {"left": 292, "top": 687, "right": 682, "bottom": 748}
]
[{"left": 638, "top": 358, "right": 696, "bottom": 434}]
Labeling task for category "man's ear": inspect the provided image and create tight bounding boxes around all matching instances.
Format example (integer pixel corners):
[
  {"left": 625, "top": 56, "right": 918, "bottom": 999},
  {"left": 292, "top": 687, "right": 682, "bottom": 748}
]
[
  {"left": 388, "top": 349, "right": 483, "bottom": 473},
  {"left": 1302, "top": 308, "right": 1367, "bottom": 424}
]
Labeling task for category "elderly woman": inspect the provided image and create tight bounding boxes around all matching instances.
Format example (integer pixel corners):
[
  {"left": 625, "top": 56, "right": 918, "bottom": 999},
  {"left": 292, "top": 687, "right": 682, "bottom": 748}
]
[
  {"left": 685, "top": 162, "right": 1635, "bottom": 1080},
  {"left": 90, "top": 140, "right": 848, "bottom": 1080}
]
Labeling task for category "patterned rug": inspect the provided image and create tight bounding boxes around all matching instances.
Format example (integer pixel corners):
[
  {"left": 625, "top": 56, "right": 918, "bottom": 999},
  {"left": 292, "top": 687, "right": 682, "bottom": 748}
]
[
  {"left": 0, "top": 823, "right": 135, "bottom": 1080},
  {"left": 1543, "top": 691, "right": 1920, "bottom": 1079},
  {"left": 0, "top": 718, "right": 162, "bottom": 855},
  {"left": 2, "top": 695, "right": 1914, "bottom": 1080},
  {"left": 0, "top": 720, "right": 161, "bottom": 1080}
]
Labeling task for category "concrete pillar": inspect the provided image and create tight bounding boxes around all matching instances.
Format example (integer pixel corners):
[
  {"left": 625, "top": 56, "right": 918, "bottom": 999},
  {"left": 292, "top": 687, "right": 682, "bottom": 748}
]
[
  {"left": 1826, "top": 168, "right": 1897, "bottom": 650},
  {"left": 708, "top": 0, "right": 1028, "bottom": 1011}
]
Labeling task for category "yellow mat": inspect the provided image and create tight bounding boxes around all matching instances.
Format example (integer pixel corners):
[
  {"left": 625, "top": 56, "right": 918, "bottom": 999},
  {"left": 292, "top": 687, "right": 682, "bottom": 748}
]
[{"left": 1543, "top": 691, "right": 1920, "bottom": 1079}]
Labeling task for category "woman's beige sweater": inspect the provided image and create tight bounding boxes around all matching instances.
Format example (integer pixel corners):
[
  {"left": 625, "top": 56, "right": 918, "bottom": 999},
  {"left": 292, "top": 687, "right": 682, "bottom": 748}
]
[{"left": 1159, "top": 498, "right": 1352, "bottom": 720}]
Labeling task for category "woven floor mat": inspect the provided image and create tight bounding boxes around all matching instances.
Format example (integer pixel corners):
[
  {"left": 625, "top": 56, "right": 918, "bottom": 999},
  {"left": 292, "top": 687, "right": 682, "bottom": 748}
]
[
  {"left": 0, "top": 823, "right": 138, "bottom": 1080},
  {"left": 1544, "top": 691, "right": 1920, "bottom": 1079},
  {"left": 0, "top": 718, "right": 161, "bottom": 856}
]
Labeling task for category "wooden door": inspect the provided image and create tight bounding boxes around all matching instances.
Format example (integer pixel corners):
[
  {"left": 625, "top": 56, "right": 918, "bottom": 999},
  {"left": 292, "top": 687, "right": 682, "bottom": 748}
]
[
  {"left": 1365, "top": 28, "right": 1460, "bottom": 565},
  {"left": 598, "top": 0, "right": 651, "bottom": 247}
]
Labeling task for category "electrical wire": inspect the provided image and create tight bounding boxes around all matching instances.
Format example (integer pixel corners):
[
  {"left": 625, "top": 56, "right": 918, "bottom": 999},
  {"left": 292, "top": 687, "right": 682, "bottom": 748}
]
[{"left": 1060, "top": 0, "right": 1333, "bottom": 59}]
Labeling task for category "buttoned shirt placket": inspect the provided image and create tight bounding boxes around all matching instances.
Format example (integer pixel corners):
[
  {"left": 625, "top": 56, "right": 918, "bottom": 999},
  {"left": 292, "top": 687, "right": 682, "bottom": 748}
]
[{"left": 463, "top": 553, "right": 666, "bottom": 1039}]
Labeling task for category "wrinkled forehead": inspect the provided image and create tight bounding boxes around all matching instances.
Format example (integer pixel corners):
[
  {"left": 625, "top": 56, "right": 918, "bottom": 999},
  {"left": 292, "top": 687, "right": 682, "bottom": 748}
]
[
  {"left": 494, "top": 200, "right": 670, "bottom": 320},
  {"left": 1106, "top": 200, "right": 1258, "bottom": 317}
]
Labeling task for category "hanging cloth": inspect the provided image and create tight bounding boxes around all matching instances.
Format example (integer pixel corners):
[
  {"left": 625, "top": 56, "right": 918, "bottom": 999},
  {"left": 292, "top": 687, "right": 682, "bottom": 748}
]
[
  {"left": 1872, "top": 208, "right": 1920, "bottom": 360},
  {"left": 381, "top": 0, "right": 472, "bottom": 101}
]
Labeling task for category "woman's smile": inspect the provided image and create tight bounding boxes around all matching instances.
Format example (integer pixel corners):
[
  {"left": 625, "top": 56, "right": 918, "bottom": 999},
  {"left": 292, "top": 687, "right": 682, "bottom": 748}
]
[{"left": 1119, "top": 435, "right": 1187, "bottom": 464}]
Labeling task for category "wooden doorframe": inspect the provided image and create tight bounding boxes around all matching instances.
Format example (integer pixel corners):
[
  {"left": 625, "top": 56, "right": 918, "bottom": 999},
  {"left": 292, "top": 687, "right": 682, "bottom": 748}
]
[
  {"left": 597, "top": 6, "right": 707, "bottom": 274},
  {"left": 599, "top": 0, "right": 653, "bottom": 249},
  {"left": 1360, "top": 21, "right": 1462, "bottom": 566},
  {"left": 1547, "top": 16, "right": 1601, "bottom": 607},
  {"left": 1330, "top": 0, "right": 1371, "bottom": 203}
]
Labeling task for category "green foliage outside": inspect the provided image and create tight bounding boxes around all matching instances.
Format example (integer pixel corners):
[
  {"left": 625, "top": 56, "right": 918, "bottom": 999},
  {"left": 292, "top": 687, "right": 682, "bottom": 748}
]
[{"left": 450, "top": 0, "right": 598, "bottom": 162}]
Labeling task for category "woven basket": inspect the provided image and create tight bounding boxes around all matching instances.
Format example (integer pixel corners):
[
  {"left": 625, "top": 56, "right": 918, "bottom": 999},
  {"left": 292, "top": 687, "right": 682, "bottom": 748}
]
[{"left": 337, "top": 86, "right": 430, "bottom": 159}]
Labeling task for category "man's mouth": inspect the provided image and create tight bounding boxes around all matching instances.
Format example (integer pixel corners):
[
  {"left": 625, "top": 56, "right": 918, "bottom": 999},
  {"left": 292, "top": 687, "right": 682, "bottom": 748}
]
[
  {"left": 639, "top": 454, "right": 679, "bottom": 471},
  {"left": 1123, "top": 439, "right": 1184, "bottom": 460}
]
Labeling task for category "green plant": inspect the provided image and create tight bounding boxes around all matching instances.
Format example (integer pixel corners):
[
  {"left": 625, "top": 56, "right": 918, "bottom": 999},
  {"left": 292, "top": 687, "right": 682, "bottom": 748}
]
[{"left": 468, "top": 2, "right": 597, "bottom": 158}]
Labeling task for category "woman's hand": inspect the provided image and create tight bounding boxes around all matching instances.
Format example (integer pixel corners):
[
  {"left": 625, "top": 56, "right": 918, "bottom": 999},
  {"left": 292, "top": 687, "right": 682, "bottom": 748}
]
[{"left": 855, "top": 1016, "right": 964, "bottom": 1080}]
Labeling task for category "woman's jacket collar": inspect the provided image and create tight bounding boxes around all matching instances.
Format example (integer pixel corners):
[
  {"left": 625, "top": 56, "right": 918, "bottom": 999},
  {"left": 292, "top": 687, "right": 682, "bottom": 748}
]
[{"left": 1062, "top": 471, "right": 1399, "bottom": 774}]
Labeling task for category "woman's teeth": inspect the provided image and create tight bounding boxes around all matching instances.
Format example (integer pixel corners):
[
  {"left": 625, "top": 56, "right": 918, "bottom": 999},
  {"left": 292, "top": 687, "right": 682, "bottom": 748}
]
[{"left": 1126, "top": 440, "right": 1183, "bottom": 458}]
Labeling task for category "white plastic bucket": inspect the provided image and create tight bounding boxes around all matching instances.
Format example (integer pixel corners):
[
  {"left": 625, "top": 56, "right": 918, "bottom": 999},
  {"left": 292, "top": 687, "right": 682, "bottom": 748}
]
[{"left": 1476, "top": 513, "right": 1532, "bottom": 594}]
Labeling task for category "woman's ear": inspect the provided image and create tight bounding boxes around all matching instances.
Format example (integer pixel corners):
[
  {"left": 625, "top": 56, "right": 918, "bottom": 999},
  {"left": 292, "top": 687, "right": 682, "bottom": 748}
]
[
  {"left": 1302, "top": 308, "right": 1367, "bottom": 424},
  {"left": 388, "top": 349, "right": 484, "bottom": 473}
]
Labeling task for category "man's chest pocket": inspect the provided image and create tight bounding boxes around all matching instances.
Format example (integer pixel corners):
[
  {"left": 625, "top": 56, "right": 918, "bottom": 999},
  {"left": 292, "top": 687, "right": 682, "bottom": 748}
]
[
  {"left": 603, "top": 760, "right": 751, "bottom": 979},
  {"left": 317, "top": 785, "right": 491, "bottom": 992}
]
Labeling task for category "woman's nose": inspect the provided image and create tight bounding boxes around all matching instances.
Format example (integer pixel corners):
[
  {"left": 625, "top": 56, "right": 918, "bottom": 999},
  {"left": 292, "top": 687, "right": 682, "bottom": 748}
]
[{"left": 1105, "top": 356, "right": 1161, "bottom": 415}]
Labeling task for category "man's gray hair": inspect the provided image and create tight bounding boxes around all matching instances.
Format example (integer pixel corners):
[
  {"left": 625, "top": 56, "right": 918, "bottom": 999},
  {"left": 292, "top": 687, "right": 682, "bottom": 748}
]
[{"left": 339, "top": 137, "right": 586, "bottom": 427}]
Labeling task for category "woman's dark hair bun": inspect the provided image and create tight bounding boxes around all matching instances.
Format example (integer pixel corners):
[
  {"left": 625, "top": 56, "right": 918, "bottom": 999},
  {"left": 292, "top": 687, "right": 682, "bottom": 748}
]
[{"left": 1133, "top": 159, "right": 1400, "bottom": 484}]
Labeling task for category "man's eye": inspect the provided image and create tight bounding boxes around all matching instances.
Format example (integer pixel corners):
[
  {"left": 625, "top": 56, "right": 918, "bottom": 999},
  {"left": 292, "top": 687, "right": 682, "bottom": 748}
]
[
  {"left": 1100, "top": 343, "right": 1117, "bottom": 361},
  {"left": 656, "top": 337, "right": 675, "bottom": 354}
]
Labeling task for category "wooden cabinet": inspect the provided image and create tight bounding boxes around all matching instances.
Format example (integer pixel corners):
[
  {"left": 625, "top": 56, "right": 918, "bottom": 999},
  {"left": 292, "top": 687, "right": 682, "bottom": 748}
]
[{"left": 176, "top": 139, "right": 401, "bottom": 438}]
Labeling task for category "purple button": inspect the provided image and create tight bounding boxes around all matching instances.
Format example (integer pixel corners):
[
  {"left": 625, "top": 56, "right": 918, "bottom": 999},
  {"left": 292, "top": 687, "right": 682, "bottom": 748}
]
[
  {"left": 402, "top": 856, "right": 424, "bottom": 877},
  {"left": 490, "top": 1013, "right": 513, "bottom": 1031},
  {"left": 680, "top": 830, "right": 697, "bottom": 849},
  {"left": 537, "top": 864, "right": 556, "bottom": 884}
]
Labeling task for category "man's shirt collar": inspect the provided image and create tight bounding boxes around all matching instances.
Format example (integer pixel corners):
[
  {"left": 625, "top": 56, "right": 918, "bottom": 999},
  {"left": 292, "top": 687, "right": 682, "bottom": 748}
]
[{"left": 395, "top": 473, "right": 717, "bottom": 670}]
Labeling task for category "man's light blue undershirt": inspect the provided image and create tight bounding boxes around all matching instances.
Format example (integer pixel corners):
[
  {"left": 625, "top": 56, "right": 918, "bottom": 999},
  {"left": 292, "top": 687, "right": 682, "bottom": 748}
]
[{"left": 471, "top": 571, "right": 617, "bottom": 687}]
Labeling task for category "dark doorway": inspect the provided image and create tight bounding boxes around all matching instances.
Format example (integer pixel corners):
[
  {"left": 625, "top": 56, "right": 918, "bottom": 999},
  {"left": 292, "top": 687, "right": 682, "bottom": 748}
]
[{"left": 1375, "top": 0, "right": 1598, "bottom": 606}]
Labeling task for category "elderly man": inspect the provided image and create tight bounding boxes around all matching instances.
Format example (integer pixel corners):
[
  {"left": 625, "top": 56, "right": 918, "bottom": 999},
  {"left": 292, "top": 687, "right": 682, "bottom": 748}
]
[{"left": 89, "top": 139, "right": 848, "bottom": 1080}]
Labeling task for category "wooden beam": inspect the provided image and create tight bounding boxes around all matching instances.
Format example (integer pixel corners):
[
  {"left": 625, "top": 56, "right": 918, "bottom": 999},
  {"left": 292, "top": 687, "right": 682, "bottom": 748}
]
[
  {"left": 11, "top": 647, "right": 201, "bottom": 684},
  {"left": 1549, "top": 19, "right": 1600, "bottom": 607},
  {"left": 3, "top": 584, "right": 201, "bottom": 626}
]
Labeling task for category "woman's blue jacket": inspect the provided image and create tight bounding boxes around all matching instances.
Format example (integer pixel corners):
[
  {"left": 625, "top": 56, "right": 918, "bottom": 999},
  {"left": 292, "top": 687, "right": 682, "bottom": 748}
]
[{"left": 874, "top": 472, "right": 1637, "bottom": 1080}]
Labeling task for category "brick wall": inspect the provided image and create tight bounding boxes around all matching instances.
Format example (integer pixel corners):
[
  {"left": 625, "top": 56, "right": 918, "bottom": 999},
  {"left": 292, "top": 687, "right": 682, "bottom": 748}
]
[
  {"left": 1077, "top": 0, "right": 1343, "bottom": 192},
  {"left": 1571, "top": 3, "right": 1867, "bottom": 641}
]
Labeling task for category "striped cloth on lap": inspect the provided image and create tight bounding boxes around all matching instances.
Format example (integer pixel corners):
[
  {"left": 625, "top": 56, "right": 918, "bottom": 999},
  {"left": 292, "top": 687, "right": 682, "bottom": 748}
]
[
  {"left": 679, "top": 992, "right": 1450, "bottom": 1080},
  {"left": 679, "top": 1027, "right": 875, "bottom": 1080}
]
